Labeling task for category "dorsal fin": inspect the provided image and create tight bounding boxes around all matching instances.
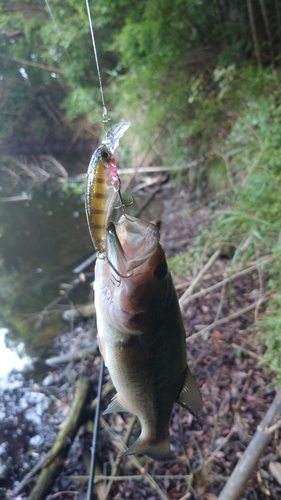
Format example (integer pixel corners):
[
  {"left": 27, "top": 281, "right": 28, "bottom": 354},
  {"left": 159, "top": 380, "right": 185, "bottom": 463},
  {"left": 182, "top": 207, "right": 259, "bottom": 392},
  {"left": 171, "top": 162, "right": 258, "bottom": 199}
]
[
  {"left": 103, "top": 394, "right": 128, "bottom": 415},
  {"left": 177, "top": 367, "right": 202, "bottom": 418}
]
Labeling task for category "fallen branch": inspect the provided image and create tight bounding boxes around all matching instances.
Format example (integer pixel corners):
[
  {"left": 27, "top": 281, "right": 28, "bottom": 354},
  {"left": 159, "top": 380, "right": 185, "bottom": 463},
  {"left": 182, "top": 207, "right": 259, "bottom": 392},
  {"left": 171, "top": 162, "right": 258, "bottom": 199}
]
[
  {"left": 180, "top": 256, "right": 273, "bottom": 307},
  {"left": 231, "top": 343, "right": 263, "bottom": 361},
  {"left": 45, "top": 343, "right": 98, "bottom": 367},
  {"left": 196, "top": 425, "right": 237, "bottom": 473},
  {"left": 103, "top": 416, "right": 137, "bottom": 500},
  {"left": 66, "top": 158, "right": 204, "bottom": 184},
  {"left": 100, "top": 416, "right": 169, "bottom": 500},
  {"left": 62, "top": 303, "right": 96, "bottom": 322},
  {"left": 28, "top": 377, "right": 92, "bottom": 500},
  {"left": 134, "top": 185, "right": 163, "bottom": 218},
  {"left": 186, "top": 294, "right": 270, "bottom": 342},
  {"left": 119, "top": 158, "right": 204, "bottom": 175},
  {"left": 68, "top": 474, "right": 190, "bottom": 482},
  {"left": 88, "top": 380, "right": 114, "bottom": 415},
  {"left": 0, "top": 195, "right": 31, "bottom": 202},
  {"left": 73, "top": 254, "right": 96, "bottom": 274},
  {"left": 179, "top": 249, "right": 220, "bottom": 309},
  {"left": 132, "top": 174, "right": 167, "bottom": 192},
  {"left": 12, "top": 453, "right": 49, "bottom": 496},
  {"left": 218, "top": 389, "right": 281, "bottom": 500},
  {"left": 3, "top": 55, "right": 64, "bottom": 73}
]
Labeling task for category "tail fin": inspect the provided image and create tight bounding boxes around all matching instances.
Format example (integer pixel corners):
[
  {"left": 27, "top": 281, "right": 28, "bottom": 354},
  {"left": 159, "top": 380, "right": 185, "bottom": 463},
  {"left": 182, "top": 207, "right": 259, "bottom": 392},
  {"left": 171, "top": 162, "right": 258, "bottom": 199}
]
[{"left": 122, "top": 435, "right": 170, "bottom": 461}]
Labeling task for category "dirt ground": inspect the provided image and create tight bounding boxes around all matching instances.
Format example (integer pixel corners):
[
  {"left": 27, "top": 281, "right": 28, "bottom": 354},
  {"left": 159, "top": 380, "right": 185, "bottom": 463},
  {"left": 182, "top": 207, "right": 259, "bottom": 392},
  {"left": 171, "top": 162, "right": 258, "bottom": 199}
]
[{"left": 3, "top": 179, "right": 281, "bottom": 500}]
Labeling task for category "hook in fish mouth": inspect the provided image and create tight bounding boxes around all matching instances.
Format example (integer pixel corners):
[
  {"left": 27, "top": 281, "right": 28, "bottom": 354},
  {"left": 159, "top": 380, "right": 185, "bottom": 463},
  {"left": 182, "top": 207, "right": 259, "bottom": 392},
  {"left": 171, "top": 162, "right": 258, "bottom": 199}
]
[
  {"left": 96, "top": 243, "right": 131, "bottom": 284},
  {"left": 106, "top": 214, "right": 160, "bottom": 277}
]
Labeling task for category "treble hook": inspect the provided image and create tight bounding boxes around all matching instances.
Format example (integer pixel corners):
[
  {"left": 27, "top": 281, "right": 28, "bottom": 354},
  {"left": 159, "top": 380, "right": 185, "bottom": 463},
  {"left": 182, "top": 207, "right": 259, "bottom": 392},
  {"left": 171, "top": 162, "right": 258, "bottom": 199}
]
[
  {"left": 113, "top": 178, "right": 134, "bottom": 213},
  {"left": 98, "top": 248, "right": 133, "bottom": 284},
  {"left": 114, "top": 190, "right": 134, "bottom": 212}
]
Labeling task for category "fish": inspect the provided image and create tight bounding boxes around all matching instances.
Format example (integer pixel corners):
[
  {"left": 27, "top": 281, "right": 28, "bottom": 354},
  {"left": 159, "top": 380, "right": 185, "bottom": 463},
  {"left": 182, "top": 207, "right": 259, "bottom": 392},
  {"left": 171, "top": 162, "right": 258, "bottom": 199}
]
[
  {"left": 94, "top": 213, "right": 202, "bottom": 461},
  {"left": 85, "top": 121, "right": 131, "bottom": 253}
]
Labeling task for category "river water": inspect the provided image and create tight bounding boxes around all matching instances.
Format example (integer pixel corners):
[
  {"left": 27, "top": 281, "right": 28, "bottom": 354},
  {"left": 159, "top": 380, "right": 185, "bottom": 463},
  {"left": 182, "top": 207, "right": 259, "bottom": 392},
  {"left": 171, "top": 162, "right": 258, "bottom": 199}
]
[
  {"left": 0, "top": 168, "right": 109, "bottom": 494},
  {"left": 0, "top": 161, "right": 166, "bottom": 493},
  {"left": 0, "top": 181, "right": 95, "bottom": 382}
]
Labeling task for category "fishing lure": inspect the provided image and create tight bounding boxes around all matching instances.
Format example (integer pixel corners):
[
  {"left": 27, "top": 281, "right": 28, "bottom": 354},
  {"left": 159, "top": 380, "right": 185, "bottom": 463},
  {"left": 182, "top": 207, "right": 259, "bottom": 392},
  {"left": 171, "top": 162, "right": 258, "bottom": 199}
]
[{"left": 85, "top": 121, "right": 130, "bottom": 253}]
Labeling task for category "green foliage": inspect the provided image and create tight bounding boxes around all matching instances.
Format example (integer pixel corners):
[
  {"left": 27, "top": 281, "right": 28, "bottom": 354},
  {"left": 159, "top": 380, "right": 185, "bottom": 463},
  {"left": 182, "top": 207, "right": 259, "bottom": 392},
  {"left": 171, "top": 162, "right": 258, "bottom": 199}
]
[
  {"left": 1, "top": 0, "right": 280, "bottom": 163},
  {"left": 259, "top": 285, "right": 281, "bottom": 383},
  {"left": 168, "top": 227, "right": 214, "bottom": 282},
  {"left": 210, "top": 82, "right": 281, "bottom": 383},
  {"left": 214, "top": 87, "right": 281, "bottom": 248},
  {"left": 168, "top": 252, "right": 197, "bottom": 282},
  {"left": 1, "top": 0, "right": 281, "bottom": 380},
  {"left": 61, "top": 179, "right": 85, "bottom": 197}
]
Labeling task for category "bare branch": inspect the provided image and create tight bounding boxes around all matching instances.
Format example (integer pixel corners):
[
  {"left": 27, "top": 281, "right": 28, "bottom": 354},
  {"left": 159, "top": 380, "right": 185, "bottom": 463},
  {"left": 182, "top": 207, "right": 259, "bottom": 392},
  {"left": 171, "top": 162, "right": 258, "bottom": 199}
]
[
  {"left": 218, "top": 389, "right": 281, "bottom": 500},
  {"left": 3, "top": 55, "right": 64, "bottom": 74},
  {"left": 180, "top": 256, "right": 273, "bottom": 306},
  {"left": 179, "top": 249, "right": 220, "bottom": 309},
  {"left": 186, "top": 294, "right": 270, "bottom": 343},
  {"left": 100, "top": 417, "right": 169, "bottom": 500},
  {"left": 103, "top": 416, "right": 137, "bottom": 500}
]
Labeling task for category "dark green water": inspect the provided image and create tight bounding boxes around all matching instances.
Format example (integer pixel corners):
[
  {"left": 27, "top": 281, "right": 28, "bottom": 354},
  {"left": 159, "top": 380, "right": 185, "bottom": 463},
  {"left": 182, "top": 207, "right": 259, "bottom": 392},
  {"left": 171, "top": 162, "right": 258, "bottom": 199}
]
[
  {"left": 0, "top": 184, "right": 94, "bottom": 360},
  {"left": 0, "top": 170, "right": 163, "bottom": 376}
]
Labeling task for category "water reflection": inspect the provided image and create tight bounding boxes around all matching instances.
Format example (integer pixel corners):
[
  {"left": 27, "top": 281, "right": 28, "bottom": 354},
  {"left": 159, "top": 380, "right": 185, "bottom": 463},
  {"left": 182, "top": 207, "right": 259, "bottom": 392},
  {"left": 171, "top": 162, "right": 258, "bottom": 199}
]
[
  {"left": 0, "top": 329, "right": 31, "bottom": 387},
  {"left": 0, "top": 185, "right": 94, "bottom": 361},
  {"left": 0, "top": 178, "right": 163, "bottom": 372}
]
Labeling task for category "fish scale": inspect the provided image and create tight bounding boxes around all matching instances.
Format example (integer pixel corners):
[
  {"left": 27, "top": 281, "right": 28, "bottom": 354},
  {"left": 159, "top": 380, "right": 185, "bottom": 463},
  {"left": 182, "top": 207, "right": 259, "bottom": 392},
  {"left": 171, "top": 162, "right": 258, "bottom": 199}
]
[{"left": 95, "top": 214, "right": 203, "bottom": 460}]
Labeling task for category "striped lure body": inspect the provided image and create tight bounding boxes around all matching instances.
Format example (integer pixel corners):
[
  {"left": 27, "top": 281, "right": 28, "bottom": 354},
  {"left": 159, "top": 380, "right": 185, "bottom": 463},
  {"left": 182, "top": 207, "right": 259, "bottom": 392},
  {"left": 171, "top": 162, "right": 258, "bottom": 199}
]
[{"left": 85, "top": 121, "right": 130, "bottom": 252}]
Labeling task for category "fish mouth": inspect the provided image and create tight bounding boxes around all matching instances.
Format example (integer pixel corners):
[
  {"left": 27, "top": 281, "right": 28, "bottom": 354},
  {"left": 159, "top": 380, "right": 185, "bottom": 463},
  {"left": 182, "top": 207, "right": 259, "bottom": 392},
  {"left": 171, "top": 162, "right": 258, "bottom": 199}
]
[{"left": 107, "top": 214, "right": 160, "bottom": 274}]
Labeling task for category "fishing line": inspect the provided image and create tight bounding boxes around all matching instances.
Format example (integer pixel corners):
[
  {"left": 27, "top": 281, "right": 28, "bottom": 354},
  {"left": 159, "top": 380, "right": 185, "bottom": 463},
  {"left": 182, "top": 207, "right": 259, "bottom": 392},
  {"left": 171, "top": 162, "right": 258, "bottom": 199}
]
[
  {"left": 83, "top": 3, "right": 112, "bottom": 499},
  {"left": 44, "top": 0, "right": 71, "bottom": 62},
  {"left": 86, "top": 357, "right": 104, "bottom": 500},
  {"left": 44, "top": 2, "right": 112, "bottom": 497},
  {"left": 85, "top": 0, "right": 110, "bottom": 126}
]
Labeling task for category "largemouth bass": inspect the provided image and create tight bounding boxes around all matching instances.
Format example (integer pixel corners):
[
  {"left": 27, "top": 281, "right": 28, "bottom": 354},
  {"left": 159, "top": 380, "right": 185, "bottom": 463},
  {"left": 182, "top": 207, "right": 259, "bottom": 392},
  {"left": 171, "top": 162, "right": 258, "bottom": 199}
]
[
  {"left": 95, "top": 214, "right": 202, "bottom": 461},
  {"left": 85, "top": 121, "right": 130, "bottom": 252}
]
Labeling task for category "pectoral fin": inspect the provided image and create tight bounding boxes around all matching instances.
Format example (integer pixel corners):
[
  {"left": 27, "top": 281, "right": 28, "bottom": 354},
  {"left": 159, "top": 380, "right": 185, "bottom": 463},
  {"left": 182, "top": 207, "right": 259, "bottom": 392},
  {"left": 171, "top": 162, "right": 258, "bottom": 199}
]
[
  {"left": 177, "top": 367, "right": 202, "bottom": 419},
  {"left": 103, "top": 394, "right": 128, "bottom": 415}
]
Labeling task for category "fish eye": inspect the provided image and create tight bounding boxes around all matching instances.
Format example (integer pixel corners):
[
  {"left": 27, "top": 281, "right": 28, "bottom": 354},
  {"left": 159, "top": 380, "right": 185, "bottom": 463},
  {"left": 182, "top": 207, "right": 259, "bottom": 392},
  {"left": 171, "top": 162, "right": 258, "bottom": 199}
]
[
  {"left": 153, "top": 263, "right": 168, "bottom": 280},
  {"left": 101, "top": 150, "right": 110, "bottom": 159}
]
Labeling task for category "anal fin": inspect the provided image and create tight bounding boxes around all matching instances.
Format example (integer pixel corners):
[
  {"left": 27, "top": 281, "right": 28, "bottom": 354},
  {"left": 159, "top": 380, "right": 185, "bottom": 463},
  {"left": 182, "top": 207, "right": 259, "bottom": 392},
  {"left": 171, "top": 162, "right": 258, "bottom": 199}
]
[
  {"left": 103, "top": 393, "right": 128, "bottom": 415},
  {"left": 177, "top": 366, "right": 202, "bottom": 419},
  {"left": 122, "top": 435, "right": 170, "bottom": 462}
]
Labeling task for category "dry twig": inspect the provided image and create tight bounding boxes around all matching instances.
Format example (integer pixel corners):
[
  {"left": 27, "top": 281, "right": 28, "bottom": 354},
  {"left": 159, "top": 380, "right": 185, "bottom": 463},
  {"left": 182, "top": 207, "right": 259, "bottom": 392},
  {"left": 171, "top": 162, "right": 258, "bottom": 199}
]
[
  {"left": 218, "top": 389, "right": 281, "bottom": 500},
  {"left": 28, "top": 378, "right": 92, "bottom": 500},
  {"left": 100, "top": 416, "right": 169, "bottom": 500},
  {"left": 180, "top": 256, "right": 273, "bottom": 306},
  {"left": 179, "top": 249, "right": 220, "bottom": 309},
  {"left": 186, "top": 294, "right": 270, "bottom": 342},
  {"left": 103, "top": 416, "right": 137, "bottom": 500}
]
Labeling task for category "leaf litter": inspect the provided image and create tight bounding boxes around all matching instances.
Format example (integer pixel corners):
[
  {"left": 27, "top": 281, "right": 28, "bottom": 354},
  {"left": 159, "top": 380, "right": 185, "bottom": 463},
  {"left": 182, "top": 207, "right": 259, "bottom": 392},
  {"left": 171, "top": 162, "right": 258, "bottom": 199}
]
[{"left": 2, "top": 179, "right": 281, "bottom": 500}]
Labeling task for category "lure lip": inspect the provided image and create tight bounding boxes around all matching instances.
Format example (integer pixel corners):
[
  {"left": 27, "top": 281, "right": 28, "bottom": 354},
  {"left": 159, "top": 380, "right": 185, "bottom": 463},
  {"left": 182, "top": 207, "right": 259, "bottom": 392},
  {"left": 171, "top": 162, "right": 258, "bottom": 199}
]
[{"left": 102, "top": 121, "right": 131, "bottom": 153}]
